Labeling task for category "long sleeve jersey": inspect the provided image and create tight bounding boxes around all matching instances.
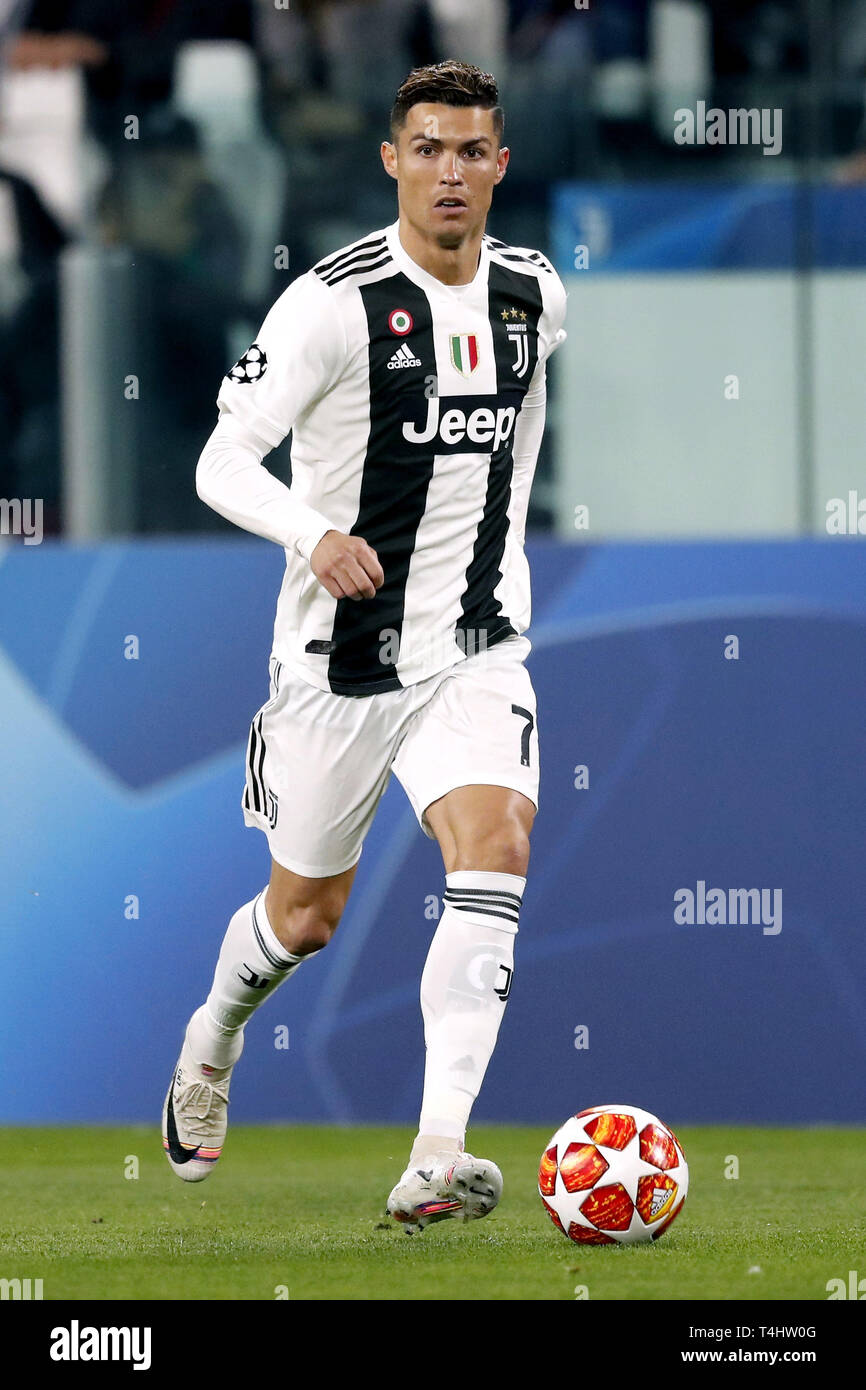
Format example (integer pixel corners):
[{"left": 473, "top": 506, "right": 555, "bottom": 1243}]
[{"left": 196, "top": 219, "right": 567, "bottom": 697}]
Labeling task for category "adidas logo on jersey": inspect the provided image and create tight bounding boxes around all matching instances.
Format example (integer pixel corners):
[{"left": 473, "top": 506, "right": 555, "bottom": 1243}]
[{"left": 388, "top": 342, "right": 422, "bottom": 370}]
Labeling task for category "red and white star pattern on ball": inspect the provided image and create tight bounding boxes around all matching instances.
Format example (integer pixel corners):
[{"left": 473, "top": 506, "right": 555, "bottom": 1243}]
[{"left": 538, "top": 1103, "right": 688, "bottom": 1245}]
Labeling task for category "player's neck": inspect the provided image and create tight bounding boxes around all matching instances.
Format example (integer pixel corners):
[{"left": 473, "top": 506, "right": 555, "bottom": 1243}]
[{"left": 397, "top": 215, "right": 484, "bottom": 287}]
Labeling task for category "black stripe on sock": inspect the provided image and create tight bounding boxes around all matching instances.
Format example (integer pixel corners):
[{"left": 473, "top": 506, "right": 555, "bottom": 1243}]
[
  {"left": 444, "top": 886, "right": 524, "bottom": 905},
  {"left": 443, "top": 901, "right": 521, "bottom": 924},
  {"left": 443, "top": 894, "right": 523, "bottom": 917},
  {"left": 444, "top": 889, "right": 522, "bottom": 911},
  {"left": 252, "top": 895, "right": 295, "bottom": 972}
]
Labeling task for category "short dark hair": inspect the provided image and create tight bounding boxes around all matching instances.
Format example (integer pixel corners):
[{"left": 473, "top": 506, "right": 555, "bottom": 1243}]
[{"left": 390, "top": 60, "right": 504, "bottom": 143}]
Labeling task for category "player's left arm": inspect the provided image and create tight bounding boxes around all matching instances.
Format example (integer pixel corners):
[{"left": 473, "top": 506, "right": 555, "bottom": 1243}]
[{"left": 508, "top": 271, "right": 568, "bottom": 546}]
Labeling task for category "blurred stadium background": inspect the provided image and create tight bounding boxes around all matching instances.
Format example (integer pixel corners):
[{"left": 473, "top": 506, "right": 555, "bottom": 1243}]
[{"left": 1, "top": 1, "right": 864, "bottom": 1130}]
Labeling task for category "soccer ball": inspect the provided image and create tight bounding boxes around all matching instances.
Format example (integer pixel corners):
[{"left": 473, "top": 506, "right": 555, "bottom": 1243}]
[{"left": 538, "top": 1103, "right": 688, "bottom": 1245}]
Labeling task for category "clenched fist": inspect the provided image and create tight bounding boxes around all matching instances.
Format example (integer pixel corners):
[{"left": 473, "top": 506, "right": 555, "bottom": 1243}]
[{"left": 310, "top": 530, "right": 384, "bottom": 601}]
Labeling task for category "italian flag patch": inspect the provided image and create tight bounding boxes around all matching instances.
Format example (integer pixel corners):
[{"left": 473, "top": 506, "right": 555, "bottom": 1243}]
[{"left": 450, "top": 333, "right": 479, "bottom": 376}]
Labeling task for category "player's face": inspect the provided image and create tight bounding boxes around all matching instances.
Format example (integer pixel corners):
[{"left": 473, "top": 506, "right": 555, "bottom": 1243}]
[{"left": 382, "top": 104, "right": 508, "bottom": 249}]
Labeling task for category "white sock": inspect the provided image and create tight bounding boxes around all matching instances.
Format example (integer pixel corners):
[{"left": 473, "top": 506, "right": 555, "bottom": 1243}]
[
  {"left": 414, "top": 870, "right": 524, "bottom": 1153},
  {"left": 187, "top": 892, "right": 315, "bottom": 1069}
]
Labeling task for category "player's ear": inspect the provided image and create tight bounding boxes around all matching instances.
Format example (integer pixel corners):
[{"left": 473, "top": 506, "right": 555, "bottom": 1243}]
[
  {"left": 495, "top": 146, "right": 510, "bottom": 184},
  {"left": 381, "top": 140, "right": 398, "bottom": 181}
]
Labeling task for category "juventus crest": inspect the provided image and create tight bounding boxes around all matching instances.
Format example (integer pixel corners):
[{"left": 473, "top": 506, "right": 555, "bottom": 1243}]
[{"left": 502, "top": 307, "right": 530, "bottom": 378}]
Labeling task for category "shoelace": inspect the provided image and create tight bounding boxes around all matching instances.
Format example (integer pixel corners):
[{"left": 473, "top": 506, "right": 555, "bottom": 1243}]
[{"left": 175, "top": 1079, "right": 230, "bottom": 1139}]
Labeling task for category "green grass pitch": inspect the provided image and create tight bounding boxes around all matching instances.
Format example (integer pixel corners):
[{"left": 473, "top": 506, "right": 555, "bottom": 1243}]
[{"left": 0, "top": 1125, "right": 863, "bottom": 1301}]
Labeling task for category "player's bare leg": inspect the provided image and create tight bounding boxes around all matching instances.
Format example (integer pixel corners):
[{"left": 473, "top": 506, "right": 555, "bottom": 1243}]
[
  {"left": 264, "top": 858, "right": 358, "bottom": 954},
  {"left": 387, "top": 785, "right": 533, "bottom": 1230},
  {"left": 163, "top": 859, "right": 356, "bottom": 1180},
  {"left": 425, "top": 784, "right": 534, "bottom": 875}
]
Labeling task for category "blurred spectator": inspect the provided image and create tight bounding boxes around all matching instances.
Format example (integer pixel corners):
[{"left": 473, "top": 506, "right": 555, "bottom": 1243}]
[
  {"left": 706, "top": 0, "right": 805, "bottom": 79},
  {"left": 831, "top": 0, "right": 866, "bottom": 175},
  {"left": 0, "top": 162, "right": 67, "bottom": 277},
  {"left": 258, "top": 0, "right": 431, "bottom": 121},
  {"left": 257, "top": 0, "right": 506, "bottom": 132},
  {"left": 0, "top": 0, "right": 36, "bottom": 38},
  {"left": 510, "top": 0, "right": 593, "bottom": 65},
  {"left": 5, "top": 0, "right": 254, "bottom": 152},
  {"left": 96, "top": 109, "right": 254, "bottom": 531},
  {"left": 0, "top": 164, "right": 69, "bottom": 531},
  {"left": 98, "top": 110, "right": 247, "bottom": 283},
  {"left": 428, "top": 0, "right": 506, "bottom": 71},
  {"left": 509, "top": 0, "right": 648, "bottom": 69}
]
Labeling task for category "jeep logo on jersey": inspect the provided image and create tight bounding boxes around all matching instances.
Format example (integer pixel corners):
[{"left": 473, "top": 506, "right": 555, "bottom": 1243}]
[{"left": 402, "top": 397, "right": 517, "bottom": 451}]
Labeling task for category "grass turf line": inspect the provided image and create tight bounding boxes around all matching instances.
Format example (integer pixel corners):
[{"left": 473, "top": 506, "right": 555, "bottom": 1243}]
[{"left": 0, "top": 1125, "right": 863, "bottom": 1301}]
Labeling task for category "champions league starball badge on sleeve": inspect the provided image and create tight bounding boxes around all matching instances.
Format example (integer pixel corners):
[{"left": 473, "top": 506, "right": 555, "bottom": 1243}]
[{"left": 227, "top": 344, "right": 269, "bottom": 385}]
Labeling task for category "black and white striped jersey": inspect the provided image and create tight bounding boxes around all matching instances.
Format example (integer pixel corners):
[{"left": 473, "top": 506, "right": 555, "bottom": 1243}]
[{"left": 212, "top": 220, "right": 567, "bottom": 697}]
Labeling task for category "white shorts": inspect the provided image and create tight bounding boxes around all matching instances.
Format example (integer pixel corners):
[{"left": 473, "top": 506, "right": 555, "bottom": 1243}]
[{"left": 240, "top": 634, "right": 539, "bottom": 877}]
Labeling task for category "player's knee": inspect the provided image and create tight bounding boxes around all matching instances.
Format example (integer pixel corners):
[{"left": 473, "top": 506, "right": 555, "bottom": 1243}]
[
  {"left": 457, "top": 824, "right": 531, "bottom": 878},
  {"left": 490, "top": 834, "right": 531, "bottom": 878},
  {"left": 270, "top": 892, "right": 346, "bottom": 955}
]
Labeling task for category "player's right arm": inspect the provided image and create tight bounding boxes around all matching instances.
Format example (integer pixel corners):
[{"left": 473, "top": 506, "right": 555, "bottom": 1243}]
[{"left": 195, "top": 271, "right": 382, "bottom": 601}]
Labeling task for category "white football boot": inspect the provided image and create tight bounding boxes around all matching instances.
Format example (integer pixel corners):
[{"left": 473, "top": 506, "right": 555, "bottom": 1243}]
[
  {"left": 162, "top": 1031, "right": 241, "bottom": 1182},
  {"left": 386, "top": 1150, "right": 503, "bottom": 1233}
]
